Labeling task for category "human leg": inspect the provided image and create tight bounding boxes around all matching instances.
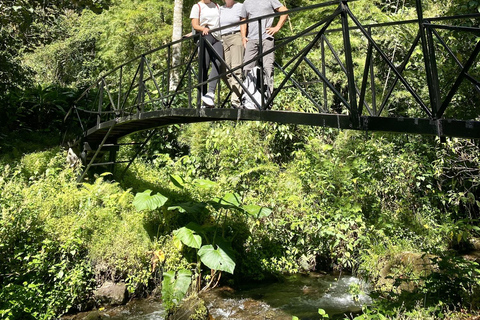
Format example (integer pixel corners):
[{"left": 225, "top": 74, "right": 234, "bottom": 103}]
[
  {"left": 207, "top": 37, "right": 224, "bottom": 94},
  {"left": 262, "top": 38, "right": 275, "bottom": 94},
  {"left": 223, "top": 33, "right": 244, "bottom": 108},
  {"left": 243, "top": 40, "right": 258, "bottom": 76},
  {"left": 200, "top": 34, "right": 223, "bottom": 106}
]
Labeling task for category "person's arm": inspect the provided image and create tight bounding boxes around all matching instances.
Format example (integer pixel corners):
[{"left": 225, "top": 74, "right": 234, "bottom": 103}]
[
  {"left": 266, "top": 6, "right": 288, "bottom": 36},
  {"left": 191, "top": 18, "right": 210, "bottom": 35},
  {"left": 240, "top": 18, "right": 248, "bottom": 48}
]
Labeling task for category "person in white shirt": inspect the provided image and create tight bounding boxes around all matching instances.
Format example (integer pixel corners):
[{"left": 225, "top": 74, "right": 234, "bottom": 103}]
[
  {"left": 219, "top": 0, "right": 245, "bottom": 109},
  {"left": 190, "top": 0, "right": 223, "bottom": 107}
]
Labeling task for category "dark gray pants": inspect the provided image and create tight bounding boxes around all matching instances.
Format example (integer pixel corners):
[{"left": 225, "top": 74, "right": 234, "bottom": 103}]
[
  {"left": 200, "top": 33, "right": 224, "bottom": 95},
  {"left": 243, "top": 38, "right": 275, "bottom": 93}
]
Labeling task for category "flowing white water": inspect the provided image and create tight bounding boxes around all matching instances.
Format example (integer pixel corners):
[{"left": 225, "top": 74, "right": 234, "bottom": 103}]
[
  {"left": 201, "top": 273, "right": 372, "bottom": 320},
  {"left": 68, "top": 273, "right": 371, "bottom": 320}
]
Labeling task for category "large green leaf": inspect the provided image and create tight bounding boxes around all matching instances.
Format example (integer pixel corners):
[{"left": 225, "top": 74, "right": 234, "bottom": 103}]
[
  {"left": 133, "top": 190, "right": 168, "bottom": 211},
  {"left": 162, "top": 269, "right": 192, "bottom": 307},
  {"left": 173, "top": 225, "right": 202, "bottom": 249},
  {"left": 168, "top": 202, "right": 208, "bottom": 214},
  {"left": 194, "top": 179, "right": 217, "bottom": 189},
  {"left": 210, "top": 192, "right": 242, "bottom": 210},
  {"left": 198, "top": 244, "right": 236, "bottom": 274},
  {"left": 175, "top": 269, "right": 192, "bottom": 297},
  {"left": 242, "top": 204, "right": 272, "bottom": 219},
  {"left": 169, "top": 174, "right": 185, "bottom": 189}
]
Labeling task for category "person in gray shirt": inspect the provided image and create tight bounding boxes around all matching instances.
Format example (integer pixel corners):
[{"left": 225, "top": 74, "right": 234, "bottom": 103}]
[{"left": 240, "top": 0, "right": 288, "bottom": 99}]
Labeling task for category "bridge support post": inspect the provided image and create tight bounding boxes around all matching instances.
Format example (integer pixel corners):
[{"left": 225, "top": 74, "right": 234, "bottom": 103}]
[
  {"left": 108, "top": 142, "right": 118, "bottom": 175},
  {"left": 138, "top": 56, "right": 145, "bottom": 113},
  {"left": 118, "top": 66, "right": 123, "bottom": 116},
  {"left": 321, "top": 35, "right": 328, "bottom": 111},
  {"left": 341, "top": 1, "right": 360, "bottom": 129},
  {"left": 416, "top": 0, "right": 441, "bottom": 118},
  {"left": 257, "top": 19, "right": 265, "bottom": 110},
  {"left": 98, "top": 79, "right": 104, "bottom": 126}
]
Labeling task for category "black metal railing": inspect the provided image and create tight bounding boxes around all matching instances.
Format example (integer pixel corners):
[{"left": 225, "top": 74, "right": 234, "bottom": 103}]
[
  {"left": 66, "top": 0, "right": 480, "bottom": 180},
  {"left": 69, "top": 0, "right": 480, "bottom": 133}
]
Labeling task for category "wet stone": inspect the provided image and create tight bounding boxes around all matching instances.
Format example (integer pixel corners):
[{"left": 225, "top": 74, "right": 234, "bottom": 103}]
[{"left": 94, "top": 281, "right": 128, "bottom": 306}]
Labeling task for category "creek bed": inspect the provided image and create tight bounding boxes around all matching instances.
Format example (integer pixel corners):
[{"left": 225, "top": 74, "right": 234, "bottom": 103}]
[
  {"left": 201, "top": 273, "right": 372, "bottom": 319},
  {"left": 65, "top": 273, "right": 372, "bottom": 320}
]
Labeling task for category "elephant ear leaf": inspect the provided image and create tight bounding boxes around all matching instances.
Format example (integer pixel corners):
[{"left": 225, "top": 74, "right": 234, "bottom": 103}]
[
  {"left": 162, "top": 269, "right": 192, "bottom": 307},
  {"left": 168, "top": 202, "right": 208, "bottom": 215},
  {"left": 242, "top": 204, "right": 272, "bottom": 219},
  {"left": 133, "top": 190, "right": 168, "bottom": 211},
  {"left": 198, "top": 244, "right": 236, "bottom": 274},
  {"left": 170, "top": 175, "right": 185, "bottom": 189},
  {"left": 194, "top": 179, "right": 217, "bottom": 189},
  {"left": 173, "top": 225, "right": 202, "bottom": 249},
  {"left": 210, "top": 192, "right": 242, "bottom": 210}
]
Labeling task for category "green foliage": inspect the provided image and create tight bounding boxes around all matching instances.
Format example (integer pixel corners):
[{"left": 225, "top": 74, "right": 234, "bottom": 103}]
[
  {"left": 174, "top": 224, "right": 203, "bottom": 249},
  {"left": 318, "top": 308, "right": 329, "bottom": 318},
  {"left": 198, "top": 244, "right": 235, "bottom": 274},
  {"left": 21, "top": 0, "right": 174, "bottom": 87},
  {"left": 22, "top": 11, "right": 104, "bottom": 87},
  {"left": 197, "top": 245, "right": 236, "bottom": 275},
  {"left": 376, "top": 251, "right": 480, "bottom": 311},
  {"left": 133, "top": 189, "right": 168, "bottom": 211},
  {"left": 161, "top": 269, "right": 192, "bottom": 312},
  {"left": 131, "top": 177, "right": 269, "bottom": 293},
  {"left": 0, "top": 85, "right": 76, "bottom": 139},
  {"left": 0, "top": 29, "right": 31, "bottom": 102},
  {"left": 360, "top": 252, "right": 480, "bottom": 319},
  {"left": 0, "top": 0, "right": 109, "bottom": 108},
  {"left": 0, "top": 150, "right": 161, "bottom": 317},
  {"left": 0, "top": 205, "right": 93, "bottom": 319}
]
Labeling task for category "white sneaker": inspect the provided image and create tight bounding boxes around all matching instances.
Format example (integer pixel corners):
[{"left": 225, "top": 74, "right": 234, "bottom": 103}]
[{"left": 201, "top": 92, "right": 215, "bottom": 107}]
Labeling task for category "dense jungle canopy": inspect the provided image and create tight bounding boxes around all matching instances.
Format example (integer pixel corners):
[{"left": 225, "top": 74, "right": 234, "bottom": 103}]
[{"left": 1, "top": 0, "right": 480, "bottom": 319}]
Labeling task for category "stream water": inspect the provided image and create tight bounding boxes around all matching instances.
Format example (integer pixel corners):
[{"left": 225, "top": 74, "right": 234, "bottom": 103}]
[
  {"left": 67, "top": 273, "right": 372, "bottom": 320},
  {"left": 201, "top": 273, "right": 372, "bottom": 320}
]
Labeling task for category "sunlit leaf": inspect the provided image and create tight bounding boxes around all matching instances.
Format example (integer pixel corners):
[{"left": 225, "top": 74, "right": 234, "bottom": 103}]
[
  {"left": 210, "top": 192, "right": 242, "bottom": 210},
  {"left": 173, "top": 226, "right": 202, "bottom": 249},
  {"left": 162, "top": 269, "right": 192, "bottom": 306},
  {"left": 242, "top": 204, "right": 272, "bottom": 219},
  {"left": 194, "top": 179, "right": 217, "bottom": 189},
  {"left": 198, "top": 244, "right": 236, "bottom": 274},
  {"left": 170, "top": 175, "right": 185, "bottom": 189},
  {"left": 133, "top": 190, "right": 168, "bottom": 211}
]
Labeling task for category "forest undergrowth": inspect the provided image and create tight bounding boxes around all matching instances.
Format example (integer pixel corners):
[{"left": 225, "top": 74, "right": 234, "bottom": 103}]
[{"left": 1, "top": 124, "right": 480, "bottom": 319}]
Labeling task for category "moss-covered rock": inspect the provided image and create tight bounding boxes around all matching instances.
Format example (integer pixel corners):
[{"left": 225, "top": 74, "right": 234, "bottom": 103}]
[
  {"left": 375, "top": 251, "right": 435, "bottom": 292},
  {"left": 167, "top": 295, "right": 209, "bottom": 320}
]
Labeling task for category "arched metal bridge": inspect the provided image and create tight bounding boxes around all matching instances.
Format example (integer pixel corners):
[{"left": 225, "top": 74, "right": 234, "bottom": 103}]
[{"left": 66, "top": 0, "right": 480, "bottom": 181}]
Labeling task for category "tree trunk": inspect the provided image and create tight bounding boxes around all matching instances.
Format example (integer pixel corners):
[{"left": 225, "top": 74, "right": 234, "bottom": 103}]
[{"left": 170, "top": 0, "right": 183, "bottom": 91}]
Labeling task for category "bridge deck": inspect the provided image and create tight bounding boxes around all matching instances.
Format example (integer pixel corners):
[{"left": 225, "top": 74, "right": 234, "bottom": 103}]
[{"left": 83, "top": 109, "right": 480, "bottom": 148}]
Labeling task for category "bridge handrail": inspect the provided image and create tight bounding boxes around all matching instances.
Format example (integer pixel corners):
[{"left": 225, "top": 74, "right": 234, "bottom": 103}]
[{"left": 74, "top": 4, "right": 480, "bottom": 106}]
